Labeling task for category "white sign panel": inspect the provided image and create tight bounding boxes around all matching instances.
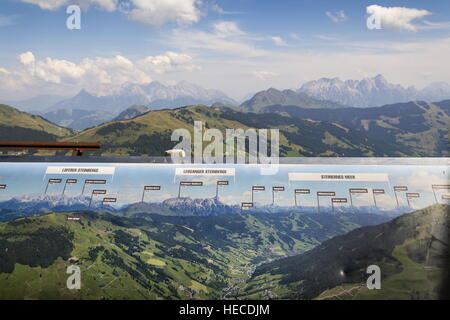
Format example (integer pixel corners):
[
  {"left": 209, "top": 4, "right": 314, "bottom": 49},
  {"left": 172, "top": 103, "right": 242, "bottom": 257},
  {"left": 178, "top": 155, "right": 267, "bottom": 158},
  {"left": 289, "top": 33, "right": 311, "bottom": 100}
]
[
  {"left": 289, "top": 173, "right": 388, "bottom": 182},
  {"left": 46, "top": 167, "right": 115, "bottom": 175},
  {"left": 175, "top": 168, "right": 235, "bottom": 177}
]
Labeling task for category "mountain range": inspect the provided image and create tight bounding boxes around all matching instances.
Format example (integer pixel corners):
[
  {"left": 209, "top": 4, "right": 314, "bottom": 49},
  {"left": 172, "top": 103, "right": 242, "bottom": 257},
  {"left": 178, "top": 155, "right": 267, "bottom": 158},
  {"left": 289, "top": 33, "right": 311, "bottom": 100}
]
[
  {"left": 299, "top": 75, "right": 450, "bottom": 108},
  {"left": 38, "top": 81, "right": 236, "bottom": 130},
  {"left": 3, "top": 75, "right": 450, "bottom": 131},
  {"left": 65, "top": 104, "right": 420, "bottom": 157},
  {"left": 0, "top": 193, "right": 407, "bottom": 223},
  {"left": 239, "top": 88, "right": 346, "bottom": 113},
  {"left": 264, "top": 100, "right": 450, "bottom": 156},
  {"left": 1, "top": 100, "right": 448, "bottom": 157},
  {"left": 113, "top": 104, "right": 149, "bottom": 121},
  {"left": 0, "top": 194, "right": 115, "bottom": 218}
]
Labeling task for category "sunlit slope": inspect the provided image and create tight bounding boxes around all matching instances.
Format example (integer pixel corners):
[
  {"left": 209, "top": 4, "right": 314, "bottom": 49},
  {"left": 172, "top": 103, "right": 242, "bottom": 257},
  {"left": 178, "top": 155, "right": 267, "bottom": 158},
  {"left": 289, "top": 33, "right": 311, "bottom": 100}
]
[
  {"left": 0, "top": 104, "right": 73, "bottom": 141},
  {"left": 67, "top": 105, "right": 415, "bottom": 157}
]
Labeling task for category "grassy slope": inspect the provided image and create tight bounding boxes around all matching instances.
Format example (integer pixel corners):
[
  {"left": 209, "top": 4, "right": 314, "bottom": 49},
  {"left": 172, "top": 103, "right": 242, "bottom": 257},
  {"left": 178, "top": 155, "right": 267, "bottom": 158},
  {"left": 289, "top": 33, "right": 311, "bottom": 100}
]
[
  {"left": 66, "top": 105, "right": 414, "bottom": 157},
  {"left": 0, "top": 210, "right": 390, "bottom": 299},
  {"left": 264, "top": 101, "right": 450, "bottom": 156},
  {"left": 0, "top": 104, "right": 73, "bottom": 139},
  {"left": 396, "top": 102, "right": 450, "bottom": 156},
  {"left": 241, "top": 204, "right": 449, "bottom": 300}
]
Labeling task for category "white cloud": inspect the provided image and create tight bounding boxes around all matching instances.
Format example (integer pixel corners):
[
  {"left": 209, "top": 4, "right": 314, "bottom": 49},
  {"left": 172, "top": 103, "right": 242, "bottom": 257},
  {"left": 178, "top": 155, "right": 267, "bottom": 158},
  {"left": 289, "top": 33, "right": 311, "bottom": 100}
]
[
  {"left": 207, "top": 2, "right": 224, "bottom": 14},
  {"left": 125, "top": 0, "right": 202, "bottom": 27},
  {"left": 271, "top": 36, "right": 287, "bottom": 46},
  {"left": 206, "top": 2, "right": 242, "bottom": 15},
  {"left": 366, "top": 5, "right": 431, "bottom": 32},
  {"left": 213, "top": 21, "right": 244, "bottom": 37},
  {"left": 19, "top": 0, "right": 202, "bottom": 26},
  {"left": 174, "top": 34, "right": 450, "bottom": 102},
  {"left": 21, "top": 0, "right": 67, "bottom": 10},
  {"left": 168, "top": 22, "right": 266, "bottom": 58},
  {"left": 0, "top": 51, "right": 198, "bottom": 98},
  {"left": 21, "top": 0, "right": 118, "bottom": 11},
  {"left": 252, "top": 71, "right": 278, "bottom": 80},
  {"left": 325, "top": 10, "right": 347, "bottom": 23},
  {"left": 18, "top": 51, "right": 35, "bottom": 65},
  {"left": 138, "top": 51, "right": 200, "bottom": 74}
]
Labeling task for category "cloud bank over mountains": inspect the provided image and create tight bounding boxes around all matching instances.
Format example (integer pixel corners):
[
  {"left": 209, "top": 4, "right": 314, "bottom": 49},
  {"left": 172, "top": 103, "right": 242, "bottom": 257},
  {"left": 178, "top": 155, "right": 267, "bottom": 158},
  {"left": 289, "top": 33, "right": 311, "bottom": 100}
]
[{"left": 0, "top": 51, "right": 200, "bottom": 98}]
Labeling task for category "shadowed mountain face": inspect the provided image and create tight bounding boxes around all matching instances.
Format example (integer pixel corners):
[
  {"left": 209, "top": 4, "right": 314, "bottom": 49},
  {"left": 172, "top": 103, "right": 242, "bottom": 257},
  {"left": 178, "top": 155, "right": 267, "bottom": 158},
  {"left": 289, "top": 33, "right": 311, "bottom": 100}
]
[
  {"left": 113, "top": 105, "right": 149, "bottom": 121},
  {"left": 244, "top": 204, "right": 450, "bottom": 300},
  {"left": 240, "top": 88, "right": 346, "bottom": 112}
]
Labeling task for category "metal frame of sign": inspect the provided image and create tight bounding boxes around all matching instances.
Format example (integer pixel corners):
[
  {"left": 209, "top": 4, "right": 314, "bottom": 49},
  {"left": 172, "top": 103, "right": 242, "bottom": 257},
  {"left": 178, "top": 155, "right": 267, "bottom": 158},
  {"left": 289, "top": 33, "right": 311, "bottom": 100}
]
[
  {"left": 44, "top": 178, "right": 62, "bottom": 194},
  {"left": 316, "top": 191, "right": 336, "bottom": 213},
  {"left": 294, "top": 189, "right": 310, "bottom": 207},
  {"left": 216, "top": 180, "right": 229, "bottom": 199},
  {"left": 372, "top": 189, "right": 385, "bottom": 208},
  {"left": 272, "top": 186, "right": 285, "bottom": 205},
  {"left": 393, "top": 186, "right": 408, "bottom": 207}
]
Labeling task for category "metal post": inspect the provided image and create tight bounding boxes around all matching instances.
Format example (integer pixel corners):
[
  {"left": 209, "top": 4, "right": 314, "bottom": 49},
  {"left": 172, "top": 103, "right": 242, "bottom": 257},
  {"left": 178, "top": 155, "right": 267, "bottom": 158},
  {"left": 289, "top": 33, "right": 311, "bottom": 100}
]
[
  {"left": 62, "top": 180, "right": 68, "bottom": 195},
  {"left": 349, "top": 190, "right": 354, "bottom": 208},
  {"left": 89, "top": 191, "right": 94, "bottom": 209},
  {"left": 82, "top": 181, "right": 86, "bottom": 195},
  {"left": 317, "top": 194, "right": 320, "bottom": 213},
  {"left": 432, "top": 189, "right": 438, "bottom": 205},
  {"left": 44, "top": 180, "right": 50, "bottom": 195},
  {"left": 394, "top": 190, "right": 399, "bottom": 207},
  {"left": 373, "top": 192, "right": 377, "bottom": 209}
]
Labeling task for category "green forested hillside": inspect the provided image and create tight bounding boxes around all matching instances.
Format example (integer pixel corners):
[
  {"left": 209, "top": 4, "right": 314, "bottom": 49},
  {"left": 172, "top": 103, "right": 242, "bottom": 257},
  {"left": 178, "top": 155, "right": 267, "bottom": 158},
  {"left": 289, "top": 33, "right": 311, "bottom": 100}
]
[
  {"left": 240, "top": 88, "right": 346, "bottom": 112},
  {"left": 1, "top": 101, "right": 447, "bottom": 157},
  {"left": 0, "top": 210, "right": 390, "bottom": 299},
  {"left": 65, "top": 105, "right": 416, "bottom": 157},
  {"left": 0, "top": 104, "right": 73, "bottom": 141},
  {"left": 264, "top": 101, "right": 450, "bottom": 156},
  {"left": 242, "top": 204, "right": 450, "bottom": 300}
]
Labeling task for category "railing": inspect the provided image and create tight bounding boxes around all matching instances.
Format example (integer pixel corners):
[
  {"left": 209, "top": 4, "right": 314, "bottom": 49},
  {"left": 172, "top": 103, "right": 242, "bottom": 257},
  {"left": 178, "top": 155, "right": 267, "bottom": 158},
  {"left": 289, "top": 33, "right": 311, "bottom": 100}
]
[{"left": 0, "top": 141, "right": 101, "bottom": 156}]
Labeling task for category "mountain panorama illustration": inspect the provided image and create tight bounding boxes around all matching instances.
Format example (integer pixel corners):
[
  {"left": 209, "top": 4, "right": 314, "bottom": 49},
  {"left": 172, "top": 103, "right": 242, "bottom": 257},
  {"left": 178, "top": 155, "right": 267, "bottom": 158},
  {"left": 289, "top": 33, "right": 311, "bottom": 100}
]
[{"left": 0, "top": 0, "right": 450, "bottom": 309}]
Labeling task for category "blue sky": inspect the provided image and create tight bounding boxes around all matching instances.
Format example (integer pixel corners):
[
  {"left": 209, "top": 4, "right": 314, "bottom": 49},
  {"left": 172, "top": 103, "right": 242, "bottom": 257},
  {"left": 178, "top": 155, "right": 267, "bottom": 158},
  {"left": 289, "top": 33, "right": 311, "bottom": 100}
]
[{"left": 1, "top": 0, "right": 450, "bottom": 100}]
